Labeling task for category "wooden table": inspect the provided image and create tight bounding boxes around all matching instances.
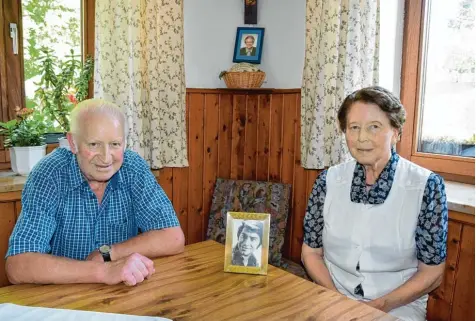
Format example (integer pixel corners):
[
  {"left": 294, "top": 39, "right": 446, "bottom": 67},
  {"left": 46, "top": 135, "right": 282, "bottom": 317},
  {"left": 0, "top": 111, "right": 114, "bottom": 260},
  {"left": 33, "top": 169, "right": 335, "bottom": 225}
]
[{"left": 0, "top": 241, "right": 396, "bottom": 320}]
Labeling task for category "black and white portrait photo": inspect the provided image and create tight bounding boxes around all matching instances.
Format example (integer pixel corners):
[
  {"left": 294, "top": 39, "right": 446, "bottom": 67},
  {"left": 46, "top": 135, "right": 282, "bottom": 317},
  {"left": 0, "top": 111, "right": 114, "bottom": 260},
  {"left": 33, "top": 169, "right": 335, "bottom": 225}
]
[{"left": 231, "top": 220, "right": 264, "bottom": 267}]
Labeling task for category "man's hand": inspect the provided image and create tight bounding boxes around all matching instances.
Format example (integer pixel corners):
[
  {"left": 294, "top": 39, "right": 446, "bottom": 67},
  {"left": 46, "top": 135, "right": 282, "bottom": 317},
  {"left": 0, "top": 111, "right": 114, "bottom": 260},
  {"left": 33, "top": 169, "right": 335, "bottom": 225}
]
[
  {"left": 86, "top": 250, "right": 104, "bottom": 262},
  {"left": 102, "top": 253, "right": 155, "bottom": 286}
]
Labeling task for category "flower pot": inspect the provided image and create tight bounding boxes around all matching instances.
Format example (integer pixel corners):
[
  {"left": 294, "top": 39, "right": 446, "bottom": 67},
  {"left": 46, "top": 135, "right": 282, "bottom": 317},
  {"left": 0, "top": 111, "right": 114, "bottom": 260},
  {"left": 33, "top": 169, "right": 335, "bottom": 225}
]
[
  {"left": 58, "top": 137, "right": 70, "bottom": 150},
  {"left": 10, "top": 145, "right": 47, "bottom": 176}
]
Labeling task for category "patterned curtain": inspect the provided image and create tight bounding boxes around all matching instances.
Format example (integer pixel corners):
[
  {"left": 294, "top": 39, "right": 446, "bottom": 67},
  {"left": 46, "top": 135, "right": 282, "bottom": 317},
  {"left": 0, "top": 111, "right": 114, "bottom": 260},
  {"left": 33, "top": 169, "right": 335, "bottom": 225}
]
[
  {"left": 301, "top": 0, "right": 380, "bottom": 169},
  {"left": 94, "top": 0, "right": 188, "bottom": 168}
]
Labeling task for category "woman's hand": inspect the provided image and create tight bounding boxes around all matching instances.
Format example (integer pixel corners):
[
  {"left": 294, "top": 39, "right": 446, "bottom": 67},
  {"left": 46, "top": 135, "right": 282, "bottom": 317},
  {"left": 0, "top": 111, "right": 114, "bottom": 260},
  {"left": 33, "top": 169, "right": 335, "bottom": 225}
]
[{"left": 363, "top": 298, "right": 388, "bottom": 312}]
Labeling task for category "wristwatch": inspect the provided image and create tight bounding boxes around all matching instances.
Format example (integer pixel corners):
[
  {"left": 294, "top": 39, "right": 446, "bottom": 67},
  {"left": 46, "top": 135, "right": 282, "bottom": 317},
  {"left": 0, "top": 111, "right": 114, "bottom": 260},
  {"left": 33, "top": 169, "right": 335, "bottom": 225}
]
[{"left": 99, "top": 244, "right": 112, "bottom": 262}]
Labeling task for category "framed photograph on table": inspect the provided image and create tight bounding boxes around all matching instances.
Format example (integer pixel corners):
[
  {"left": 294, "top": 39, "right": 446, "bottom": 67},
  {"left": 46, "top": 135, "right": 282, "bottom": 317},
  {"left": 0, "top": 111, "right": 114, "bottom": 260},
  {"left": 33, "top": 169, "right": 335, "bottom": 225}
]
[
  {"left": 224, "top": 212, "right": 270, "bottom": 275},
  {"left": 233, "top": 27, "right": 265, "bottom": 64}
]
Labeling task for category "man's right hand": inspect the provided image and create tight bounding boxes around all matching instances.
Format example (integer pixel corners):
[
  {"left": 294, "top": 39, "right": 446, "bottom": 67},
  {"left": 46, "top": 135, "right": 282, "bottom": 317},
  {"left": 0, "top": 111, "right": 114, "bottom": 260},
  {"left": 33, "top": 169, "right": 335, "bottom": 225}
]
[{"left": 102, "top": 253, "right": 155, "bottom": 286}]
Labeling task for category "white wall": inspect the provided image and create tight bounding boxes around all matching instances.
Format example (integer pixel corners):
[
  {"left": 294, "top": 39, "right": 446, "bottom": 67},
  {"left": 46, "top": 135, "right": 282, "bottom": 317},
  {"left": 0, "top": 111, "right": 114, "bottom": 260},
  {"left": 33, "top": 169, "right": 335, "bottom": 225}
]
[
  {"left": 184, "top": 0, "right": 404, "bottom": 91},
  {"left": 184, "top": 0, "right": 306, "bottom": 89},
  {"left": 379, "top": 0, "right": 405, "bottom": 96}
]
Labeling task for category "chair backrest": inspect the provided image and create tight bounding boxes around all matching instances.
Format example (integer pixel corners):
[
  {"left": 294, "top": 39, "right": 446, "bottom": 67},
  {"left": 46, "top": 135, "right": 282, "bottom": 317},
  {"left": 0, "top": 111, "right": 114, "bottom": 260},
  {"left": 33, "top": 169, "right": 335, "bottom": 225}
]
[{"left": 206, "top": 178, "right": 291, "bottom": 267}]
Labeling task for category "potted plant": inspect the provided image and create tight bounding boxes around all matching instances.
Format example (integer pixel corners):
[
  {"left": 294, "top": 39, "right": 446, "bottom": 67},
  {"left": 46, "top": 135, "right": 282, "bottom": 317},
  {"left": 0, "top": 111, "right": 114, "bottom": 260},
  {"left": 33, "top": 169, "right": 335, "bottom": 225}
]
[
  {"left": 0, "top": 107, "right": 46, "bottom": 176},
  {"left": 34, "top": 47, "right": 94, "bottom": 148}
]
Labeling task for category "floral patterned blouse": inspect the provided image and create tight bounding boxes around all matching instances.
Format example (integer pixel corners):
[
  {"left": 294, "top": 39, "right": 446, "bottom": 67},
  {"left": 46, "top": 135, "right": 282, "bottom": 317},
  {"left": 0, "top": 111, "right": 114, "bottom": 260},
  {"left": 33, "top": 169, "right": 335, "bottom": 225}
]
[{"left": 303, "top": 151, "right": 448, "bottom": 266}]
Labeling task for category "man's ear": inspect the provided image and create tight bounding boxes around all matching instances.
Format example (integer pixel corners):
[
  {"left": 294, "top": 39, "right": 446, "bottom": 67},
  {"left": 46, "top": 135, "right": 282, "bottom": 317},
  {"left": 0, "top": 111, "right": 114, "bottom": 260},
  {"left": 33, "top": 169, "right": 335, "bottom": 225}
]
[{"left": 66, "top": 132, "right": 77, "bottom": 153}]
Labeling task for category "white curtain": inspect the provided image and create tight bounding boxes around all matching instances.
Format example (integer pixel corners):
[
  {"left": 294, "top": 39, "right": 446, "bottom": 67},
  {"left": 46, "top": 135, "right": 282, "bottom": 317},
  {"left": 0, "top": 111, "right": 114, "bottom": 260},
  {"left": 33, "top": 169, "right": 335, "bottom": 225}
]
[
  {"left": 94, "top": 0, "right": 188, "bottom": 168},
  {"left": 301, "top": 0, "right": 380, "bottom": 169}
]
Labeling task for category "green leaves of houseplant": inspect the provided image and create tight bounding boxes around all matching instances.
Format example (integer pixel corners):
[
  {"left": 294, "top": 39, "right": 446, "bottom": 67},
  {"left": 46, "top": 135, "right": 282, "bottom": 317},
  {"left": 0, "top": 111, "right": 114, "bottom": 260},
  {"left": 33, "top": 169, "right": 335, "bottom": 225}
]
[
  {"left": 34, "top": 47, "right": 94, "bottom": 133},
  {"left": 0, "top": 109, "right": 45, "bottom": 147}
]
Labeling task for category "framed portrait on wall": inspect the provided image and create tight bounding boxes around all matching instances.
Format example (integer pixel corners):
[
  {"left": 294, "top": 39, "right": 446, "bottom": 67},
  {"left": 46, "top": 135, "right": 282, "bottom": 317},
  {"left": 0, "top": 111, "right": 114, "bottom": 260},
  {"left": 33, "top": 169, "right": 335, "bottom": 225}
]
[
  {"left": 232, "top": 27, "right": 265, "bottom": 64},
  {"left": 224, "top": 212, "right": 270, "bottom": 275}
]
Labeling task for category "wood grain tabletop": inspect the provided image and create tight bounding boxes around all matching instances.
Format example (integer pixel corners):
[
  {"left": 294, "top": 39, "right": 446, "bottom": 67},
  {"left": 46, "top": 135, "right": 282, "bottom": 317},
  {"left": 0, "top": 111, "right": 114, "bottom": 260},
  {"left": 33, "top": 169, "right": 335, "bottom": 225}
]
[{"left": 0, "top": 240, "right": 396, "bottom": 321}]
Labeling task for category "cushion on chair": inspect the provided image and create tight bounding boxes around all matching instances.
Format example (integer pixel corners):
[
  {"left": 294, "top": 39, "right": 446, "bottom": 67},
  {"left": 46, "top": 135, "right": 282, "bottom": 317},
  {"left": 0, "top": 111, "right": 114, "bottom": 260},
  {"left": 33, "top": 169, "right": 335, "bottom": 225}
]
[
  {"left": 279, "top": 258, "right": 312, "bottom": 281},
  {"left": 206, "top": 178, "right": 291, "bottom": 267}
]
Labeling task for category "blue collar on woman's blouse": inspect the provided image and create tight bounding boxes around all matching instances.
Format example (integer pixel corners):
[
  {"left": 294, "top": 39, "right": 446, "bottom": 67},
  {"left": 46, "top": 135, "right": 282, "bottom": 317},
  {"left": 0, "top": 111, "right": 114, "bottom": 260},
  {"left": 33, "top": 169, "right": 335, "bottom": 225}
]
[{"left": 350, "top": 149, "right": 400, "bottom": 205}]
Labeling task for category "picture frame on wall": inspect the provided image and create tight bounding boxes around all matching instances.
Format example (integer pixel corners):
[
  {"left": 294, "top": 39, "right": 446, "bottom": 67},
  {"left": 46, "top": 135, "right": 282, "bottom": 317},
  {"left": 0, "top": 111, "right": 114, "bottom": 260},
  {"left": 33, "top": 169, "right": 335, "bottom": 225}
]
[
  {"left": 224, "top": 212, "right": 270, "bottom": 276},
  {"left": 233, "top": 27, "right": 265, "bottom": 64}
]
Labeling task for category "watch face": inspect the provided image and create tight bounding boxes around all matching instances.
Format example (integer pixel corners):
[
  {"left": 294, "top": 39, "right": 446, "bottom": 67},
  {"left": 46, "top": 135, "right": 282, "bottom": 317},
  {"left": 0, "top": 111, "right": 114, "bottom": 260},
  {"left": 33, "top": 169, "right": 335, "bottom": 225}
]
[{"left": 99, "top": 245, "right": 111, "bottom": 253}]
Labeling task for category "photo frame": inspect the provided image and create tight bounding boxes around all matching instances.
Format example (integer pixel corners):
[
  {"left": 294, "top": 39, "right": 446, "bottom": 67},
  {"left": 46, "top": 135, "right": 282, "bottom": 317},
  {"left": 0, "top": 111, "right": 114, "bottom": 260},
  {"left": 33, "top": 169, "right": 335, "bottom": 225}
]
[
  {"left": 224, "top": 212, "right": 270, "bottom": 275},
  {"left": 233, "top": 27, "right": 265, "bottom": 64}
]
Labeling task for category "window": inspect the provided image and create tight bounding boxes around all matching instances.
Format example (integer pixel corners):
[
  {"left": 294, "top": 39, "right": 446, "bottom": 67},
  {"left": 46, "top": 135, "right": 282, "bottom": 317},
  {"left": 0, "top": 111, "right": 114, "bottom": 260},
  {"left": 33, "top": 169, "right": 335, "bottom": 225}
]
[
  {"left": 22, "top": 0, "right": 83, "bottom": 111},
  {"left": 0, "top": 0, "right": 94, "bottom": 168},
  {"left": 400, "top": 0, "right": 475, "bottom": 181},
  {"left": 0, "top": 0, "right": 94, "bottom": 122}
]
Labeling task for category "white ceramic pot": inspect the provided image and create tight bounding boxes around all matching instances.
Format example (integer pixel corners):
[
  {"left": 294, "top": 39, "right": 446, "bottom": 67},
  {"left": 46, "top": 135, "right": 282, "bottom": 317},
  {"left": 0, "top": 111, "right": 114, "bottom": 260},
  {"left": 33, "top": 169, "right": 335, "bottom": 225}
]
[
  {"left": 58, "top": 137, "right": 71, "bottom": 150},
  {"left": 10, "top": 145, "right": 47, "bottom": 176}
]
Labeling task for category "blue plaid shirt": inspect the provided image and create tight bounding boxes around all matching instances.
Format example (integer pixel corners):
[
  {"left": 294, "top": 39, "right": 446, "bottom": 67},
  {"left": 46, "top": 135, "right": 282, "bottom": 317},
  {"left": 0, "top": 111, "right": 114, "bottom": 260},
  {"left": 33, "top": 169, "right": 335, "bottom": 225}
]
[{"left": 7, "top": 148, "right": 179, "bottom": 260}]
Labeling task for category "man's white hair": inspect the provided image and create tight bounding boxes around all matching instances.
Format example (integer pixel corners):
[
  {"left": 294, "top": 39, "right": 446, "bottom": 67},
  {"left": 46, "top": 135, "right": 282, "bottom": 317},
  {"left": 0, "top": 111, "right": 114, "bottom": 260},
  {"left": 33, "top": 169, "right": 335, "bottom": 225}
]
[{"left": 70, "top": 98, "right": 128, "bottom": 141}]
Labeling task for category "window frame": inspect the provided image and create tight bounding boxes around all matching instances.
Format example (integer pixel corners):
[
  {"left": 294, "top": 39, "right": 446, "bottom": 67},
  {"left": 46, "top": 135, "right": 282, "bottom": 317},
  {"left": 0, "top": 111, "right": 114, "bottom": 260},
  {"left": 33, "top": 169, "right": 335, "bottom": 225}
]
[
  {"left": 0, "top": 0, "right": 95, "bottom": 122},
  {"left": 399, "top": 0, "right": 475, "bottom": 182}
]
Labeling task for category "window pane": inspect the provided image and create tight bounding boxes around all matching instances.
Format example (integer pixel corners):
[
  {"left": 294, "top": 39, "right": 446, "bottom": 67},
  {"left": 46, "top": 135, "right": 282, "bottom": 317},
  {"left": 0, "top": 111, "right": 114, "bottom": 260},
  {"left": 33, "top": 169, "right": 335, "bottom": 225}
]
[
  {"left": 22, "top": 0, "right": 82, "bottom": 131},
  {"left": 418, "top": 0, "right": 475, "bottom": 158}
]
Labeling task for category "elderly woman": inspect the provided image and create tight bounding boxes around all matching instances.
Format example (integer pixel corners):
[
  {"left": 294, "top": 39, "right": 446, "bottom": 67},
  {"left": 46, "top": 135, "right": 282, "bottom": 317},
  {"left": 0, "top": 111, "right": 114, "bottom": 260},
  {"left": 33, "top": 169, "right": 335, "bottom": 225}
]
[{"left": 301, "top": 86, "right": 448, "bottom": 321}]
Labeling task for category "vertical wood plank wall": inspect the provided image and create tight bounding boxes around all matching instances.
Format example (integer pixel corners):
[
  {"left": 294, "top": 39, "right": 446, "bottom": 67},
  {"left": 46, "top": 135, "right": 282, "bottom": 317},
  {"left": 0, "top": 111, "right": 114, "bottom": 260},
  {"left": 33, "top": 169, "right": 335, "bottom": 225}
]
[{"left": 159, "top": 89, "right": 319, "bottom": 263}]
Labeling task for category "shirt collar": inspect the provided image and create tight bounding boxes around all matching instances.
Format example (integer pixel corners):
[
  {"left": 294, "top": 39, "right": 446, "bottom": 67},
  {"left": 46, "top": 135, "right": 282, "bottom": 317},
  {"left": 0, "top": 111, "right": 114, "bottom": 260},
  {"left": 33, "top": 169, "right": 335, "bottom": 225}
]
[
  {"left": 67, "top": 155, "right": 124, "bottom": 191},
  {"left": 350, "top": 148, "right": 399, "bottom": 205}
]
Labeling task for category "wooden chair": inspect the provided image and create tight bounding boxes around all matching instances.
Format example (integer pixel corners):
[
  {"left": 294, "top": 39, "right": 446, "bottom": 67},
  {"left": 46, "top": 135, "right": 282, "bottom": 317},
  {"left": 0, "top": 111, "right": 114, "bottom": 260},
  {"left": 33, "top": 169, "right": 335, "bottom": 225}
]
[{"left": 206, "top": 178, "right": 311, "bottom": 280}]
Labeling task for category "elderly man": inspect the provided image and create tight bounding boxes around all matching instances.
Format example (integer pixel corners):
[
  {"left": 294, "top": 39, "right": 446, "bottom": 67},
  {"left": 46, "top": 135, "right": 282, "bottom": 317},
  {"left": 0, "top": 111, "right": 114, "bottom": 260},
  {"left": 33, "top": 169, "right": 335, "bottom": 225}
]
[{"left": 5, "top": 99, "right": 184, "bottom": 286}]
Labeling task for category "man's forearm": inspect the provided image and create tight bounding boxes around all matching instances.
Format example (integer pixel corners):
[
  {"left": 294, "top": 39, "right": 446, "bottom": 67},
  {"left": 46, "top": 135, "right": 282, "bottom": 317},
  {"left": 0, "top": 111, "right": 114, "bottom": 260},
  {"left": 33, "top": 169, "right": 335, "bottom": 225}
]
[
  {"left": 111, "top": 227, "right": 185, "bottom": 260},
  {"left": 6, "top": 253, "right": 106, "bottom": 285},
  {"left": 375, "top": 268, "right": 443, "bottom": 312}
]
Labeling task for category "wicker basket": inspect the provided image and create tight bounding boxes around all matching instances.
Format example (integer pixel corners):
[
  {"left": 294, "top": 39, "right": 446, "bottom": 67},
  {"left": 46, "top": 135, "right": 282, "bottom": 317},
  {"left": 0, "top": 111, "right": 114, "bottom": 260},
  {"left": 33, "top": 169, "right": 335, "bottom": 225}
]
[{"left": 223, "top": 71, "right": 266, "bottom": 88}]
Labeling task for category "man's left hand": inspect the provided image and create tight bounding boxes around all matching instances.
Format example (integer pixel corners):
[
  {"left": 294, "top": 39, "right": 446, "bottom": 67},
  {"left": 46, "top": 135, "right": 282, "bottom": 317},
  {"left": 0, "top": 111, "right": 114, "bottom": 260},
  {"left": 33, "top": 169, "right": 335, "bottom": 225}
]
[{"left": 86, "top": 250, "right": 104, "bottom": 262}]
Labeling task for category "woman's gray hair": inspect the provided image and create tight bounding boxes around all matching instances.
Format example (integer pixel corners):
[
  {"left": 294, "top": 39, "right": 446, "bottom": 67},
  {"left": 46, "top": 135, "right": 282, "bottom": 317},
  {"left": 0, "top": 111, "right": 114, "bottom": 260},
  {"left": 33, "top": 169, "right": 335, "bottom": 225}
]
[
  {"left": 337, "top": 86, "right": 406, "bottom": 137},
  {"left": 70, "top": 98, "right": 128, "bottom": 141}
]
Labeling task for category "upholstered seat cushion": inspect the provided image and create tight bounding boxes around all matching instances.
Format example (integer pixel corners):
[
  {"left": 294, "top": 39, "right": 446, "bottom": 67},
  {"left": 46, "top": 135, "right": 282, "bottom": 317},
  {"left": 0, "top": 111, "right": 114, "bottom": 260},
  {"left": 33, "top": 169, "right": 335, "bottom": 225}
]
[
  {"left": 206, "top": 178, "right": 291, "bottom": 267},
  {"left": 279, "top": 258, "right": 311, "bottom": 281}
]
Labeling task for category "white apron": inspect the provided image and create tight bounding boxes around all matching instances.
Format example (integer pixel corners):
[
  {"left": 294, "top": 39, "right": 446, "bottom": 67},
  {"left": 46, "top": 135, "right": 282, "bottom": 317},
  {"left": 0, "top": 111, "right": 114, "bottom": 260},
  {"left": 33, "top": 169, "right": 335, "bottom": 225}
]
[{"left": 323, "top": 157, "right": 431, "bottom": 321}]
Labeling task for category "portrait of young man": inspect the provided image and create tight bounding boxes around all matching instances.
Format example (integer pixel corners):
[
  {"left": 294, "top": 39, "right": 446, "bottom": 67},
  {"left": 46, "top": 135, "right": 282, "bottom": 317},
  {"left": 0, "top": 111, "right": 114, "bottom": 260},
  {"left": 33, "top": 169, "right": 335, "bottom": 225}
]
[{"left": 231, "top": 220, "right": 263, "bottom": 267}]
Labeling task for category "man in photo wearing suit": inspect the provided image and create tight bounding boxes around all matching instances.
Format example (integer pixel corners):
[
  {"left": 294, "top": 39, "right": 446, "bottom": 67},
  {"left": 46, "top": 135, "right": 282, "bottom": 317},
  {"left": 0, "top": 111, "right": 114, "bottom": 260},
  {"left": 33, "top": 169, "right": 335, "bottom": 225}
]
[
  {"left": 232, "top": 221, "right": 263, "bottom": 267},
  {"left": 239, "top": 35, "right": 257, "bottom": 56}
]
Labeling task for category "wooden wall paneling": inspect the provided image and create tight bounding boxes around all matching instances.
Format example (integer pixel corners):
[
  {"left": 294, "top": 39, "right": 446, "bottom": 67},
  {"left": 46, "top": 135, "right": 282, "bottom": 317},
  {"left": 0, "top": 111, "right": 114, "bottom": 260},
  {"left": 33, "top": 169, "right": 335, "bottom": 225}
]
[
  {"left": 290, "top": 95, "right": 307, "bottom": 262},
  {"left": 158, "top": 168, "right": 173, "bottom": 201},
  {"left": 3, "top": 0, "right": 23, "bottom": 120},
  {"left": 172, "top": 95, "right": 190, "bottom": 244},
  {"left": 427, "top": 220, "right": 463, "bottom": 321},
  {"left": 0, "top": 202, "right": 15, "bottom": 287},
  {"left": 256, "top": 94, "right": 270, "bottom": 181},
  {"left": 172, "top": 169, "right": 189, "bottom": 245},
  {"left": 306, "top": 171, "right": 319, "bottom": 197},
  {"left": 188, "top": 93, "right": 204, "bottom": 244},
  {"left": 217, "top": 94, "right": 233, "bottom": 179},
  {"left": 243, "top": 95, "right": 258, "bottom": 180},
  {"left": 202, "top": 94, "right": 219, "bottom": 240},
  {"left": 230, "top": 95, "right": 246, "bottom": 180},
  {"left": 0, "top": 191, "right": 21, "bottom": 202},
  {"left": 281, "top": 94, "right": 298, "bottom": 259},
  {"left": 269, "top": 94, "right": 283, "bottom": 182},
  {"left": 0, "top": 150, "right": 5, "bottom": 162},
  {"left": 451, "top": 224, "right": 475, "bottom": 321}
]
